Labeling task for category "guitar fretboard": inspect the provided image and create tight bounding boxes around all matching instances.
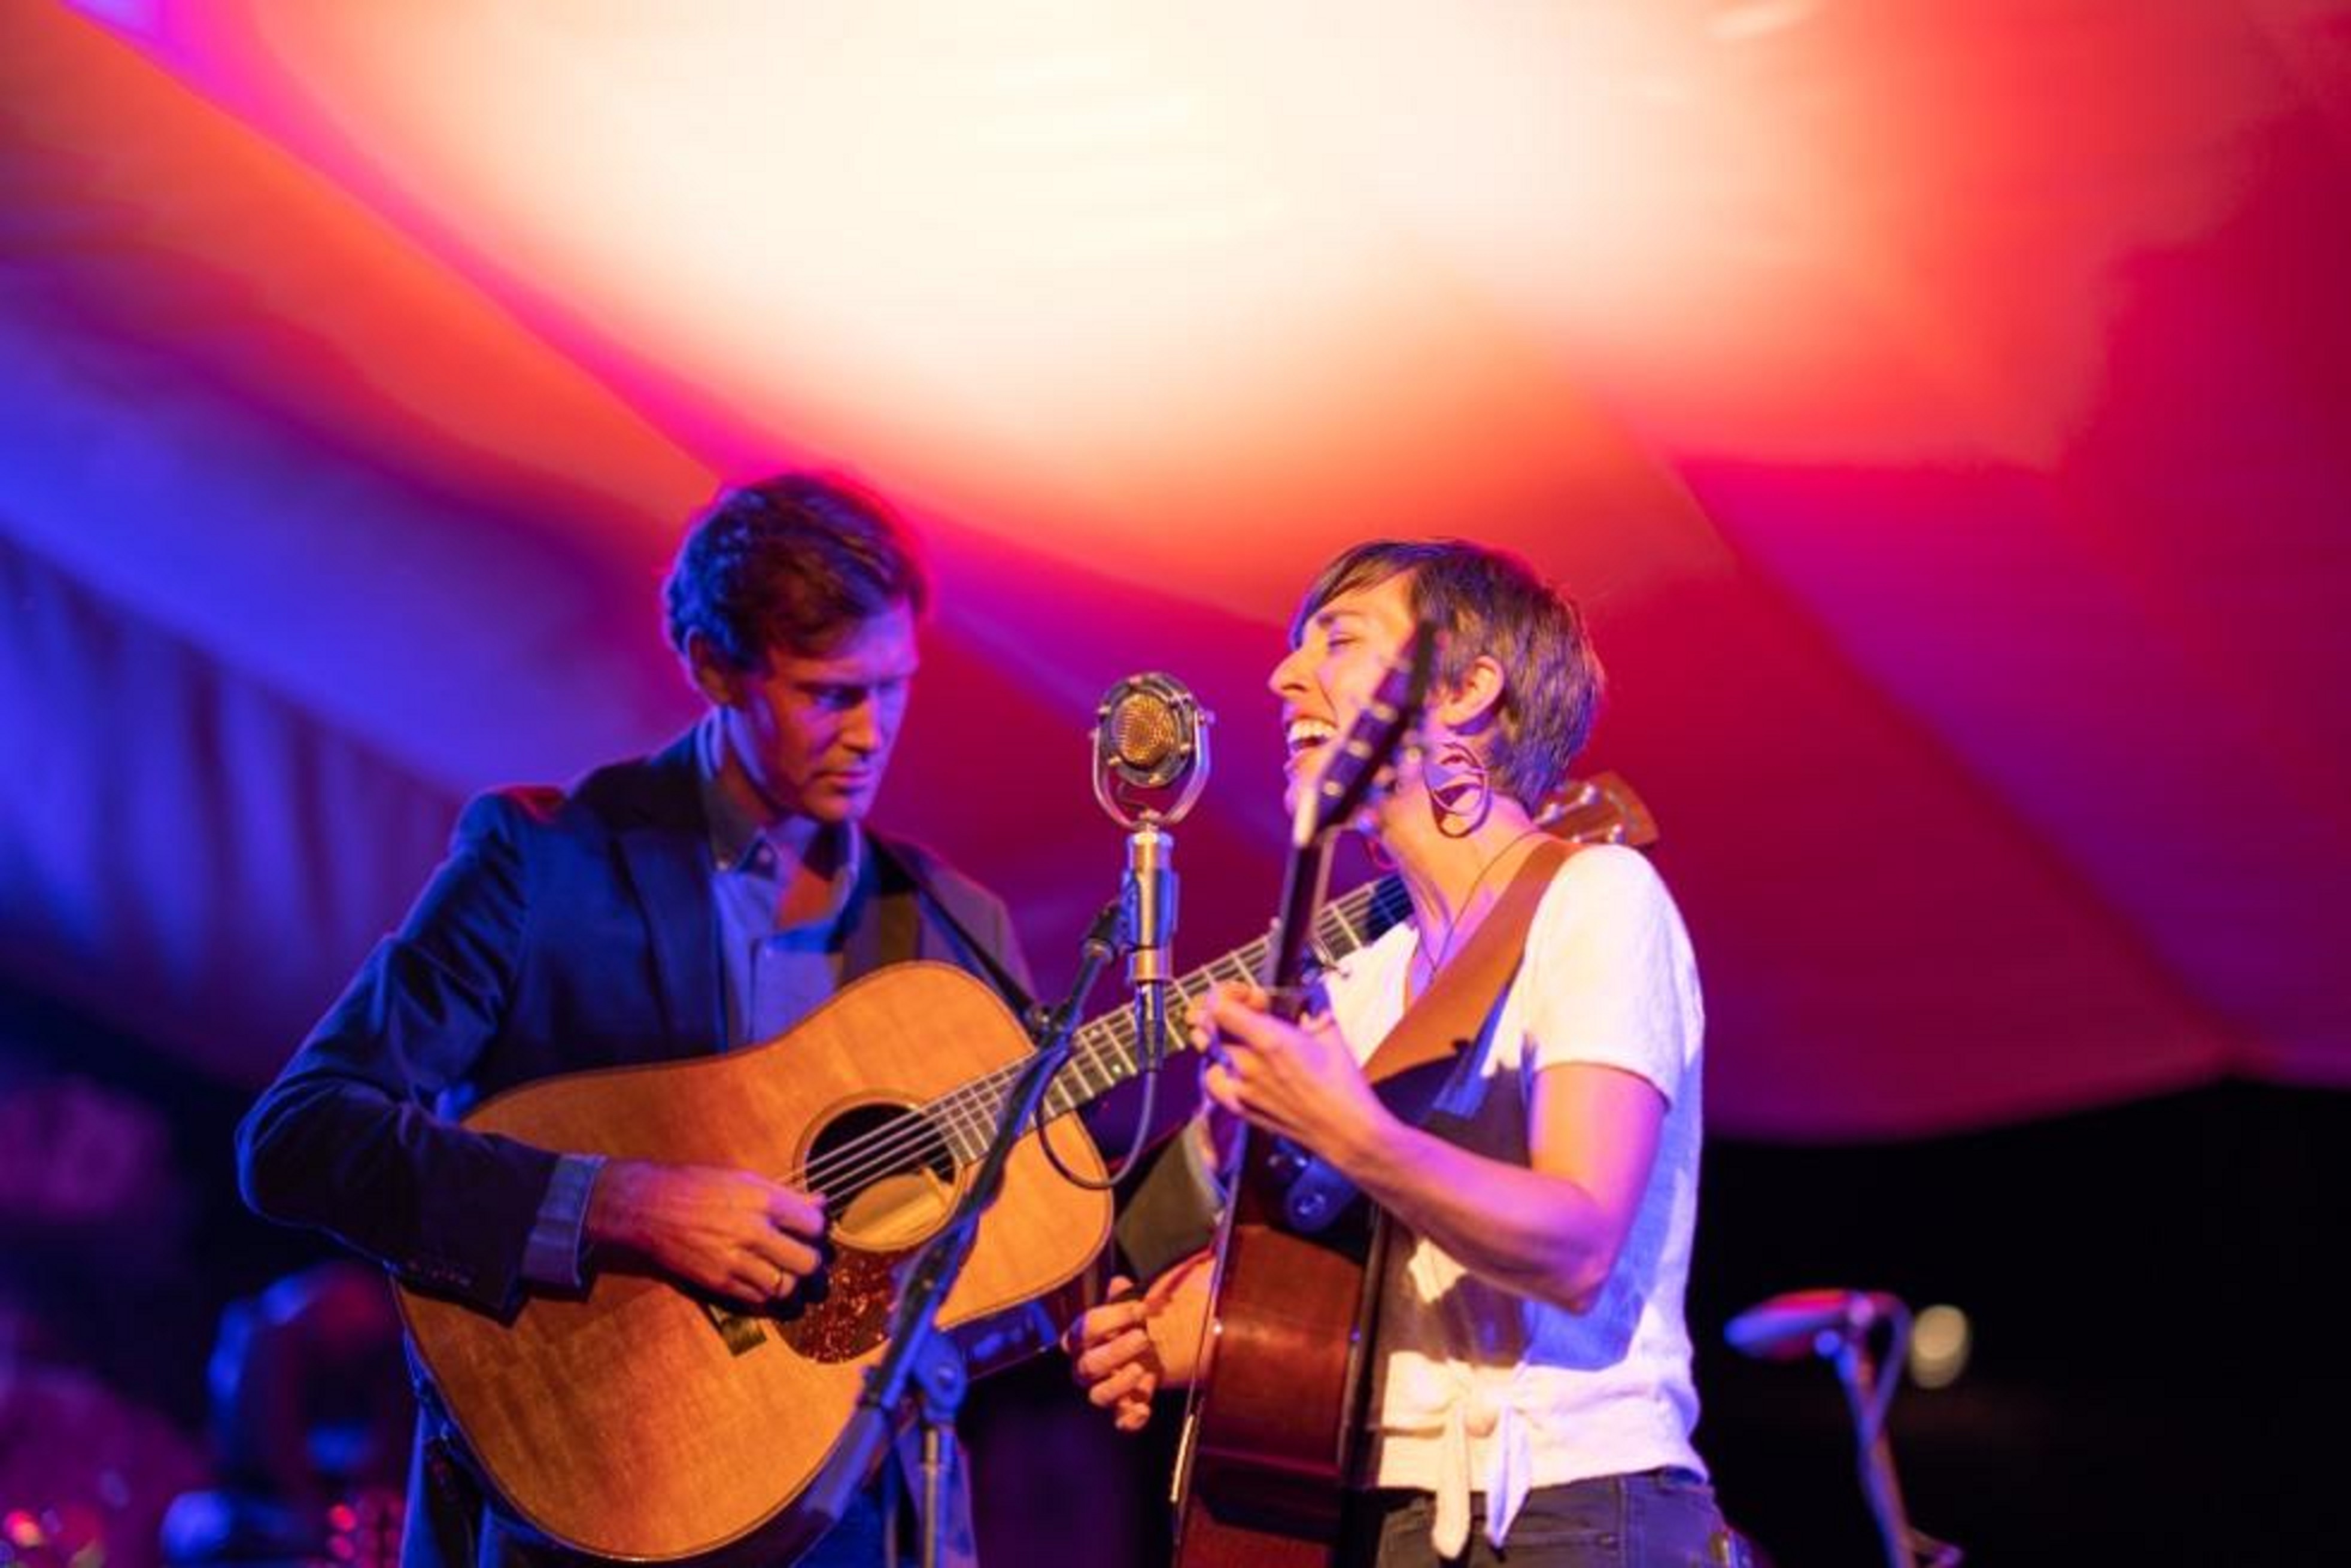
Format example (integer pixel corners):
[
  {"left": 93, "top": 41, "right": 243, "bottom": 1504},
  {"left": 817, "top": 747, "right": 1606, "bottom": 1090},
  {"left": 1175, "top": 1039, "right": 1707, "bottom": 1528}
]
[{"left": 921, "top": 874, "right": 1414, "bottom": 1165}]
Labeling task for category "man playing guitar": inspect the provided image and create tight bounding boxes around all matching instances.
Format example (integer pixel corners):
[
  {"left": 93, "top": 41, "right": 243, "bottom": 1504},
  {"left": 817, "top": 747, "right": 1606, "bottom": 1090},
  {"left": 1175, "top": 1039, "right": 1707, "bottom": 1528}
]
[
  {"left": 239, "top": 473, "right": 1031, "bottom": 1568},
  {"left": 1068, "top": 539, "right": 1739, "bottom": 1566}
]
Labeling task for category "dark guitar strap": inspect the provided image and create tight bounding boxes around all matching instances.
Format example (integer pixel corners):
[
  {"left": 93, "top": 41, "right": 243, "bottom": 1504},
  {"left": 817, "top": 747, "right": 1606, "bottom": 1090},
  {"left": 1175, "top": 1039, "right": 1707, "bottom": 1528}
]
[
  {"left": 1289, "top": 839, "right": 1583, "bottom": 1492},
  {"left": 1360, "top": 838, "right": 1580, "bottom": 1087},
  {"left": 1272, "top": 840, "right": 1579, "bottom": 1236}
]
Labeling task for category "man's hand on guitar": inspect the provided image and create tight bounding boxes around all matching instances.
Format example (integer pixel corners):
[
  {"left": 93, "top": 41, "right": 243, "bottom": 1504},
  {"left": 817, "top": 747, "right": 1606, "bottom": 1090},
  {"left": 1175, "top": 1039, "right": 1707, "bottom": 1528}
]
[
  {"left": 1065, "top": 1255, "right": 1212, "bottom": 1432},
  {"left": 1196, "top": 981, "right": 1393, "bottom": 1173},
  {"left": 584, "top": 1158, "right": 827, "bottom": 1308}
]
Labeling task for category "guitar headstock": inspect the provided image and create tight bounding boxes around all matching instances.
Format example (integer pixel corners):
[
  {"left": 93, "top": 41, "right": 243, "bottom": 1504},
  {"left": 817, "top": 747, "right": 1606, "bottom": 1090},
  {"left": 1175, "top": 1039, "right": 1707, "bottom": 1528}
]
[
  {"left": 1288, "top": 621, "right": 1439, "bottom": 849},
  {"left": 1536, "top": 769, "right": 1660, "bottom": 849}
]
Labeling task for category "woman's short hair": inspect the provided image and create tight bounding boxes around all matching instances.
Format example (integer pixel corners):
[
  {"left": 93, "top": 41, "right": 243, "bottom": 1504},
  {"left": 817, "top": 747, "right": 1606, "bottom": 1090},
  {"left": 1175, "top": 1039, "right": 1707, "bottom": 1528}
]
[{"left": 1291, "top": 539, "right": 1603, "bottom": 806}]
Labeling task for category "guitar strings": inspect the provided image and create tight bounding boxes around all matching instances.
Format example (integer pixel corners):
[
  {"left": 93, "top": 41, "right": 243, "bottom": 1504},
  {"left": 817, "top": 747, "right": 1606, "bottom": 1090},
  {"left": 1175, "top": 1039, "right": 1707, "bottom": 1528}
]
[
  {"left": 794, "top": 1023, "right": 1125, "bottom": 1204},
  {"left": 801, "top": 1041, "right": 1099, "bottom": 1201},
  {"left": 801, "top": 934, "right": 1299, "bottom": 1202},
  {"left": 793, "top": 897, "right": 1399, "bottom": 1203},
  {"left": 791, "top": 914, "right": 1370, "bottom": 1204},
  {"left": 793, "top": 943, "right": 1279, "bottom": 1202},
  {"left": 781, "top": 891, "right": 1395, "bottom": 1207},
  {"left": 789, "top": 953, "right": 1249, "bottom": 1205},
  {"left": 794, "top": 974, "right": 1190, "bottom": 1205}
]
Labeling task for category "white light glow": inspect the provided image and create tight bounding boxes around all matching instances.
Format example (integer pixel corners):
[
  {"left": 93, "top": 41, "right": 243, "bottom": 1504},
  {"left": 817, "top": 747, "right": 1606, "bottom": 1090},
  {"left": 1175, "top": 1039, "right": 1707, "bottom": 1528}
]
[{"left": 1908, "top": 1303, "right": 1970, "bottom": 1390}]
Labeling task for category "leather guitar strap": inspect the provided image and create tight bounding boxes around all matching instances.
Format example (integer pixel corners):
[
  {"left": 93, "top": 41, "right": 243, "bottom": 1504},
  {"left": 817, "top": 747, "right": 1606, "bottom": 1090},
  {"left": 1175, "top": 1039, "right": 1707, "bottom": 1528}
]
[
  {"left": 1357, "top": 838, "right": 1580, "bottom": 1089},
  {"left": 1311, "top": 838, "right": 1581, "bottom": 1490},
  {"left": 1266, "top": 840, "right": 1580, "bottom": 1241}
]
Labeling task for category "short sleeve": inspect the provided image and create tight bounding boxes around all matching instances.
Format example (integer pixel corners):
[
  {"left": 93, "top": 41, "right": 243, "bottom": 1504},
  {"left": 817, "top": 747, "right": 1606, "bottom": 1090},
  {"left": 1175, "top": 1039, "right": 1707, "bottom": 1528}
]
[{"left": 1517, "top": 846, "right": 1703, "bottom": 1104}]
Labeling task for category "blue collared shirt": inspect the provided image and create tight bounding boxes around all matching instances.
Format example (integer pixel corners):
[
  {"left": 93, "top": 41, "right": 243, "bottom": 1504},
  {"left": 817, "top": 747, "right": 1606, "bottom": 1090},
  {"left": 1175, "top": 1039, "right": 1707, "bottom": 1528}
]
[{"left": 698, "top": 719, "right": 864, "bottom": 1051}]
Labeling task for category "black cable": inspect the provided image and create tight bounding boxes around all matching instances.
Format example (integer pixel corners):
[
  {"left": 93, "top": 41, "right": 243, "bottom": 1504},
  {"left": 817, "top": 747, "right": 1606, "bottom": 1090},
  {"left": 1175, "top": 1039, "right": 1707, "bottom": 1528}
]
[{"left": 1036, "top": 986, "right": 1170, "bottom": 1192}]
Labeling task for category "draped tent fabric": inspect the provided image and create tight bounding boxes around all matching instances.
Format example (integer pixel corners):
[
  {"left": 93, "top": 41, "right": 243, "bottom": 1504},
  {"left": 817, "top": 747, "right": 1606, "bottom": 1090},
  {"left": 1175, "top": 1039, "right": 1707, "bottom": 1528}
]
[{"left": 3, "top": 1, "right": 2347, "bottom": 1141}]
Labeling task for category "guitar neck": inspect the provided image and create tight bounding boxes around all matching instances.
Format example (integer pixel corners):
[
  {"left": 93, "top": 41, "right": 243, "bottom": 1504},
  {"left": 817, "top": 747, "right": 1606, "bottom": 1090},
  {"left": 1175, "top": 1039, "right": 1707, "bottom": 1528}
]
[
  {"left": 1001, "top": 768, "right": 1651, "bottom": 1134},
  {"left": 1034, "top": 873, "right": 1413, "bottom": 1122}
]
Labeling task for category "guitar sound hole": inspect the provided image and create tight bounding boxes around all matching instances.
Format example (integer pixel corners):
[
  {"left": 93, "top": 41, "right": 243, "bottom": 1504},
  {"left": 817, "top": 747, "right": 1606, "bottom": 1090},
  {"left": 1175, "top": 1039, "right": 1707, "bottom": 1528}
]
[{"left": 808, "top": 1102, "right": 959, "bottom": 1251}]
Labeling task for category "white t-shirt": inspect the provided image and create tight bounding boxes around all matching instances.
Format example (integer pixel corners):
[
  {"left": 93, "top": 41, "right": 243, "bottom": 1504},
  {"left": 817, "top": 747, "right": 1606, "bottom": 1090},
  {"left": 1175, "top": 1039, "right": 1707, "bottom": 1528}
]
[{"left": 1323, "top": 844, "right": 1706, "bottom": 1555}]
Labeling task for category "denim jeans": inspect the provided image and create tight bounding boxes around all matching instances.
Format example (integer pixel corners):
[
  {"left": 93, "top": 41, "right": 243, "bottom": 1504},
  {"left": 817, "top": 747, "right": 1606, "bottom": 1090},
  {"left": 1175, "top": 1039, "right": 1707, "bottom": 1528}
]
[{"left": 1341, "top": 1469, "right": 1747, "bottom": 1567}]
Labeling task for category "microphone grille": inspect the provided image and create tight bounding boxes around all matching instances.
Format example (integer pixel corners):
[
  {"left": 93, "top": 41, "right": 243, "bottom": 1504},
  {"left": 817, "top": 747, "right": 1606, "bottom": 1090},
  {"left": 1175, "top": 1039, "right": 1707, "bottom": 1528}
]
[{"left": 1111, "top": 691, "right": 1181, "bottom": 771}]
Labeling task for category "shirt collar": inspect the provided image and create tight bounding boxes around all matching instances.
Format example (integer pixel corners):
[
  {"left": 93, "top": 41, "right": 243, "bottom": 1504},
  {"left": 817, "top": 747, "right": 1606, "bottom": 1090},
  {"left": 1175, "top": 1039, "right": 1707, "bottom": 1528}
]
[{"left": 693, "top": 715, "right": 865, "bottom": 889}]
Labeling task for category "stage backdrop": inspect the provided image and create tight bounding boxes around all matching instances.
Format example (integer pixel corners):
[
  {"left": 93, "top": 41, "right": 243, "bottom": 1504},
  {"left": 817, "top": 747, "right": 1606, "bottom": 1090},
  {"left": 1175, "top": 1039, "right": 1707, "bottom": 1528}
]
[{"left": 4, "top": 0, "right": 2348, "bottom": 1145}]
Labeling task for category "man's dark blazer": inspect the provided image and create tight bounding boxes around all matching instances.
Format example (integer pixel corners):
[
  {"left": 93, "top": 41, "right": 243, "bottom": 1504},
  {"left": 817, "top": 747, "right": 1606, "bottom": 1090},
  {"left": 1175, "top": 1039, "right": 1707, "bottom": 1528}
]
[
  {"left": 239, "top": 731, "right": 1032, "bottom": 1311},
  {"left": 233, "top": 732, "right": 1032, "bottom": 1561},
  {"left": 233, "top": 733, "right": 1034, "bottom": 1568}
]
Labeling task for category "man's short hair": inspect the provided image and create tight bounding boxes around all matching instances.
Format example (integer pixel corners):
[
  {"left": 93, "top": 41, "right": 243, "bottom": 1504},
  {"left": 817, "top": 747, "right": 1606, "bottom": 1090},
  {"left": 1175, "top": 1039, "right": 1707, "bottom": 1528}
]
[
  {"left": 664, "top": 472, "right": 929, "bottom": 668},
  {"left": 1291, "top": 539, "right": 1603, "bottom": 807}
]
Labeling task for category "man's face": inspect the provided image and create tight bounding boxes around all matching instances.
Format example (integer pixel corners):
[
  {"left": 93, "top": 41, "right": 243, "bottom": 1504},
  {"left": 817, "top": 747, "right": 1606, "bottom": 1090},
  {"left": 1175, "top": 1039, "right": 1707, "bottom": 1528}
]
[
  {"left": 701, "top": 601, "right": 920, "bottom": 826},
  {"left": 1266, "top": 571, "right": 1421, "bottom": 820}
]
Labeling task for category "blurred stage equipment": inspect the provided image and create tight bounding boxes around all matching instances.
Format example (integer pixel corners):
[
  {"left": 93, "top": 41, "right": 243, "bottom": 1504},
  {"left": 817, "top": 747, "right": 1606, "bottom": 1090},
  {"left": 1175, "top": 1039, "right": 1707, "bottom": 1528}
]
[
  {"left": 1727, "top": 1288, "right": 1963, "bottom": 1568},
  {"left": 160, "top": 1263, "right": 412, "bottom": 1568}
]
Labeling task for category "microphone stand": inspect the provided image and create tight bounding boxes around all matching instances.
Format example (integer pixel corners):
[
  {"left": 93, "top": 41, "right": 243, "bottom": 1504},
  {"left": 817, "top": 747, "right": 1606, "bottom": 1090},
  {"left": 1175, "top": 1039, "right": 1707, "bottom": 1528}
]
[
  {"left": 797, "top": 900, "right": 1122, "bottom": 1568},
  {"left": 1833, "top": 1320, "right": 1917, "bottom": 1568},
  {"left": 1124, "top": 817, "right": 1176, "bottom": 1081},
  {"left": 1829, "top": 1305, "right": 1960, "bottom": 1568}
]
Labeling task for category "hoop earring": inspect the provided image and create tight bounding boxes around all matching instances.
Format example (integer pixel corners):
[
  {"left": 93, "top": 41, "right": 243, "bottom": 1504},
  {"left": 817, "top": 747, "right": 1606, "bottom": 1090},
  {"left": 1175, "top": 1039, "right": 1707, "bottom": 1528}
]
[{"left": 1426, "top": 742, "right": 1492, "bottom": 838}]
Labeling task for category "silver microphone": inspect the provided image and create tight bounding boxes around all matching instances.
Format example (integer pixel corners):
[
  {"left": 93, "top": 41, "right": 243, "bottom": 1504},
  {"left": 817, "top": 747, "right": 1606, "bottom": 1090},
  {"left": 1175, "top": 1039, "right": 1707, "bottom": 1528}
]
[{"left": 1092, "top": 674, "right": 1212, "bottom": 1058}]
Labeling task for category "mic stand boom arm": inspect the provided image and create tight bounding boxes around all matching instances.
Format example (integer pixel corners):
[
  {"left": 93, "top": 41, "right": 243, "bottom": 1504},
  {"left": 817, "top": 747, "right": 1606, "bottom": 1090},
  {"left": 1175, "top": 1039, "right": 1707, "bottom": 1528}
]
[{"left": 797, "top": 900, "right": 1122, "bottom": 1568}]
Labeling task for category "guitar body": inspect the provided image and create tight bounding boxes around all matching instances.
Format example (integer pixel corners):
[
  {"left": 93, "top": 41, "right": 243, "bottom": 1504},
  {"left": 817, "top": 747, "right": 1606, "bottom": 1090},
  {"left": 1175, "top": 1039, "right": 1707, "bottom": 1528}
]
[
  {"left": 1169, "top": 627, "right": 1441, "bottom": 1568},
  {"left": 395, "top": 962, "right": 1109, "bottom": 1563},
  {"left": 1173, "top": 1172, "right": 1378, "bottom": 1568}
]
